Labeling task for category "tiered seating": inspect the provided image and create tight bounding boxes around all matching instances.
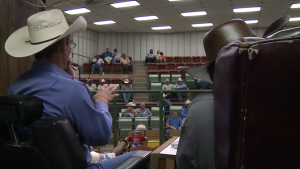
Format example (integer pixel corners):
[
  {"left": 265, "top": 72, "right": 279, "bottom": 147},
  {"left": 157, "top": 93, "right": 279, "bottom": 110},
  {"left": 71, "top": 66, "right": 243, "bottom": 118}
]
[
  {"left": 148, "top": 75, "right": 159, "bottom": 88},
  {"left": 185, "top": 62, "right": 194, "bottom": 68},
  {"left": 112, "top": 63, "right": 122, "bottom": 73},
  {"left": 165, "top": 56, "right": 173, "bottom": 63},
  {"left": 192, "top": 56, "right": 201, "bottom": 62},
  {"left": 156, "top": 63, "right": 167, "bottom": 70},
  {"left": 146, "top": 130, "right": 160, "bottom": 148},
  {"left": 134, "top": 117, "right": 149, "bottom": 130},
  {"left": 169, "top": 106, "right": 183, "bottom": 118},
  {"left": 118, "top": 117, "right": 132, "bottom": 138},
  {"left": 174, "top": 56, "right": 182, "bottom": 63},
  {"left": 77, "top": 78, "right": 132, "bottom": 87},
  {"left": 185, "top": 74, "right": 197, "bottom": 89},
  {"left": 171, "top": 74, "right": 181, "bottom": 84},
  {"left": 167, "top": 63, "right": 176, "bottom": 69},
  {"left": 160, "top": 74, "right": 170, "bottom": 83},
  {"left": 183, "top": 56, "right": 192, "bottom": 62},
  {"left": 147, "top": 63, "right": 156, "bottom": 70},
  {"left": 150, "top": 83, "right": 161, "bottom": 101}
]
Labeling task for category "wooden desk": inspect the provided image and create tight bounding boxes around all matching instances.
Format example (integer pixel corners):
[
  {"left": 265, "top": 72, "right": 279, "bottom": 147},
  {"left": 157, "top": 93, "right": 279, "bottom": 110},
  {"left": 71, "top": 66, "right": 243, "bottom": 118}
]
[{"left": 150, "top": 136, "right": 179, "bottom": 169}]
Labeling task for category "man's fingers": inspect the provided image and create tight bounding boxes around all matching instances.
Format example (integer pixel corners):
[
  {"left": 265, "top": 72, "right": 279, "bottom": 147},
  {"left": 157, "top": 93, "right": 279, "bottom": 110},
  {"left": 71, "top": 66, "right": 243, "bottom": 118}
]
[{"left": 112, "top": 93, "right": 119, "bottom": 98}]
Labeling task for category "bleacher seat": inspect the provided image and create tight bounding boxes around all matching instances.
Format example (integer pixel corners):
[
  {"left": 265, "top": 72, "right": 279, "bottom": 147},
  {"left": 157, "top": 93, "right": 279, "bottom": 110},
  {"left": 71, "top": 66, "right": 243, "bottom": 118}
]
[
  {"left": 90, "top": 78, "right": 100, "bottom": 86},
  {"left": 156, "top": 63, "right": 167, "bottom": 70},
  {"left": 207, "top": 83, "right": 213, "bottom": 89},
  {"left": 102, "top": 63, "right": 112, "bottom": 73},
  {"left": 165, "top": 56, "right": 173, "bottom": 63},
  {"left": 146, "top": 130, "right": 160, "bottom": 148},
  {"left": 160, "top": 74, "right": 170, "bottom": 83},
  {"left": 118, "top": 117, "right": 133, "bottom": 138},
  {"left": 112, "top": 63, "right": 122, "bottom": 73},
  {"left": 167, "top": 63, "right": 176, "bottom": 70},
  {"left": 111, "top": 78, "right": 122, "bottom": 85},
  {"left": 169, "top": 106, "right": 183, "bottom": 118},
  {"left": 185, "top": 62, "right": 194, "bottom": 68},
  {"left": 151, "top": 107, "right": 164, "bottom": 117},
  {"left": 176, "top": 63, "right": 185, "bottom": 68},
  {"left": 148, "top": 75, "right": 159, "bottom": 88},
  {"left": 150, "top": 117, "right": 160, "bottom": 130},
  {"left": 183, "top": 56, "right": 192, "bottom": 62},
  {"left": 147, "top": 63, "right": 156, "bottom": 70},
  {"left": 192, "top": 56, "right": 201, "bottom": 62},
  {"left": 150, "top": 83, "right": 162, "bottom": 101},
  {"left": 174, "top": 56, "right": 182, "bottom": 63},
  {"left": 185, "top": 74, "right": 197, "bottom": 89},
  {"left": 168, "top": 69, "right": 179, "bottom": 76},
  {"left": 83, "top": 62, "right": 91, "bottom": 74},
  {"left": 111, "top": 84, "right": 120, "bottom": 90},
  {"left": 194, "top": 62, "right": 203, "bottom": 67},
  {"left": 171, "top": 74, "right": 181, "bottom": 84},
  {"left": 147, "top": 70, "right": 158, "bottom": 75},
  {"left": 158, "top": 70, "right": 169, "bottom": 78},
  {"left": 134, "top": 117, "right": 149, "bottom": 129},
  {"left": 170, "top": 130, "right": 181, "bottom": 138},
  {"left": 178, "top": 70, "right": 186, "bottom": 80},
  {"left": 201, "top": 56, "right": 208, "bottom": 62}
]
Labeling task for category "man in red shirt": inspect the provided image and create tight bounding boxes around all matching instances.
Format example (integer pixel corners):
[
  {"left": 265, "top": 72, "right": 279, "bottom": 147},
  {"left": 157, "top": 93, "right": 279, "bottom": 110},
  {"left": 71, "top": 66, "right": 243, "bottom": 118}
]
[{"left": 126, "top": 130, "right": 147, "bottom": 147}]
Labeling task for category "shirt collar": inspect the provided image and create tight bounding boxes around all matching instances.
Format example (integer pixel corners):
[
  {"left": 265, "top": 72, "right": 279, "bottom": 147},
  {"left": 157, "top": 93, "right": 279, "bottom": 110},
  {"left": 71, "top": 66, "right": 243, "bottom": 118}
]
[{"left": 31, "top": 60, "right": 73, "bottom": 79}]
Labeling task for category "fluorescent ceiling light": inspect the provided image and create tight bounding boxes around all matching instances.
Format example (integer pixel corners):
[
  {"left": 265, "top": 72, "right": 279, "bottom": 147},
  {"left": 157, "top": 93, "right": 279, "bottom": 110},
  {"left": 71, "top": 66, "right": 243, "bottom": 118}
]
[
  {"left": 291, "top": 3, "right": 300, "bottom": 8},
  {"left": 94, "top": 20, "right": 116, "bottom": 25},
  {"left": 245, "top": 20, "right": 258, "bottom": 24},
  {"left": 181, "top": 11, "right": 207, "bottom": 17},
  {"left": 233, "top": 7, "right": 261, "bottom": 13},
  {"left": 169, "top": 0, "right": 182, "bottom": 1},
  {"left": 64, "top": 8, "right": 91, "bottom": 15},
  {"left": 134, "top": 16, "right": 158, "bottom": 21},
  {"left": 111, "top": 1, "right": 140, "bottom": 8},
  {"left": 192, "top": 23, "right": 213, "bottom": 27},
  {"left": 152, "top": 26, "right": 172, "bottom": 30},
  {"left": 290, "top": 17, "right": 300, "bottom": 21}
]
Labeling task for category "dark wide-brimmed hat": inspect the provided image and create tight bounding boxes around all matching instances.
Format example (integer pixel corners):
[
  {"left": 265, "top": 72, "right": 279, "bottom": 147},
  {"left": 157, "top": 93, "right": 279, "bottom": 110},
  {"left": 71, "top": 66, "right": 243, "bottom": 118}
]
[{"left": 179, "top": 19, "right": 256, "bottom": 83}]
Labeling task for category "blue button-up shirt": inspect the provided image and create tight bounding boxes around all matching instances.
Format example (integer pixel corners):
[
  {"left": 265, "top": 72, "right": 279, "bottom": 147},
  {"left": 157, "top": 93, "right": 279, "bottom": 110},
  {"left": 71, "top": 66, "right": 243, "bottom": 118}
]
[
  {"left": 99, "top": 52, "right": 112, "bottom": 58},
  {"left": 181, "top": 107, "right": 188, "bottom": 117},
  {"left": 8, "top": 60, "right": 112, "bottom": 165}
]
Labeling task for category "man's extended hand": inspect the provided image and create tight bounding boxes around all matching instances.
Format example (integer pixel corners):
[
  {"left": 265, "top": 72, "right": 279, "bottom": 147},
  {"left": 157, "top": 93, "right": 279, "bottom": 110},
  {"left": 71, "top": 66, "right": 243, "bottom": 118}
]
[{"left": 93, "top": 84, "right": 119, "bottom": 104}]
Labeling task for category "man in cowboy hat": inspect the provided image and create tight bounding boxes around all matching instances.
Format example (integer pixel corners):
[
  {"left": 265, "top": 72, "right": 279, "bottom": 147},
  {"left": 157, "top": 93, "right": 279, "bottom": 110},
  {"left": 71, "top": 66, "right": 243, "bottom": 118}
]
[
  {"left": 180, "top": 100, "right": 191, "bottom": 118},
  {"left": 121, "top": 79, "right": 132, "bottom": 103},
  {"left": 176, "top": 19, "right": 257, "bottom": 169},
  {"left": 6, "top": 9, "right": 136, "bottom": 168},
  {"left": 156, "top": 93, "right": 172, "bottom": 115},
  {"left": 170, "top": 78, "right": 188, "bottom": 102},
  {"left": 121, "top": 102, "right": 137, "bottom": 118},
  {"left": 97, "top": 79, "right": 106, "bottom": 89}
]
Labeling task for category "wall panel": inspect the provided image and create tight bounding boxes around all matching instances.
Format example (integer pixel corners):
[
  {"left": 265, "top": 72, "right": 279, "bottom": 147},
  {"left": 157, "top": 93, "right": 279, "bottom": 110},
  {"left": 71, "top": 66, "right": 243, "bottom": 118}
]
[
  {"left": 178, "top": 33, "right": 185, "bottom": 56},
  {"left": 128, "top": 33, "right": 134, "bottom": 57},
  {"left": 134, "top": 33, "right": 141, "bottom": 60},
  {"left": 141, "top": 33, "right": 147, "bottom": 59}
]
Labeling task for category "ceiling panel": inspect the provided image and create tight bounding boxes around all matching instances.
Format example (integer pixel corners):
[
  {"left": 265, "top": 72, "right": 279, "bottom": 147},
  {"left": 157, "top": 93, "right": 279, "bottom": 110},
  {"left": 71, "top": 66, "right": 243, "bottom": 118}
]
[{"left": 51, "top": 0, "right": 300, "bottom": 32}]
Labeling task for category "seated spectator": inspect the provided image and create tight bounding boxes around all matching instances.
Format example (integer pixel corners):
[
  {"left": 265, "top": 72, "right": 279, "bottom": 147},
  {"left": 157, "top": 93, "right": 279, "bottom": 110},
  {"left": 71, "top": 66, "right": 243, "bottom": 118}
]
[
  {"left": 145, "top": 49, "right": 156, "bottom": 67},
  {"left": 91, "top": 55, "right": 104, "bottom": 75},
  {"left": 121, "top": 102, "right": 137, "bottom": 118},
  {"left": 125, "top": 130, "right": 147, "bottom": 148},
  {"left": 121, "top": 79, "right": 132, "bottom": 103},
  {"left": 86, "top": 79, "right": 97, "bottom": 91},
  {"left": 181, "top": 100, "right": 191, "bottom": 118},
  {"left": 162, "top": 78, "right": 174, "bottom": 90},
  {"left": 160, "top": 52, "right": 167, "bottom": 63},
  {"left": 157, "top": 93, "right": 172, "bottom": 115},
  {"left": 137, "top": 102, "right": 152, "bottom": 117},
  {"left": 170, "top": 78, "right": 189, "bottom": 102},
  {"left": 166, "top": 111, "right": 182, "bottom": 140},
  {"left": 112, "top": 48, "right": 121, "bottom": 63},
  {"left": 100, "top": 48, "right": 113, "bottom": 64},
  {"left": 195, "top": 77, "right": 209, "bottom": 89},
  {"left": 155, "top": 50, "right": 161, "bottom": 62},
  {"left": 97, "top": 79, "right": 106, "bottom": 89},
  {"left": 120, "top": 53, "right": 133, "bottom": 74}
]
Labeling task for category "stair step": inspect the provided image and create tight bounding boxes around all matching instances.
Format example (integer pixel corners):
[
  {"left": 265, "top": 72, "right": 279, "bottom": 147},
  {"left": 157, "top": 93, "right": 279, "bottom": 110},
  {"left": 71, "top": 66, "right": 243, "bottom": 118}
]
[
  {"left": 131, "top": 74, "right": 147, "bottom": 78},
  {"left": 133, "top": 87, "right": 148, "bottom": 90}
]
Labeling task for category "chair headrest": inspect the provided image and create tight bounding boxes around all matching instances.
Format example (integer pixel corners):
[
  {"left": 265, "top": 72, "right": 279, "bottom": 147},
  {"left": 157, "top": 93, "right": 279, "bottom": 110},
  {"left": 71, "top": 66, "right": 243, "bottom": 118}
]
[{"left": 0, "top": 95, "right": 43, "bottom": 125}]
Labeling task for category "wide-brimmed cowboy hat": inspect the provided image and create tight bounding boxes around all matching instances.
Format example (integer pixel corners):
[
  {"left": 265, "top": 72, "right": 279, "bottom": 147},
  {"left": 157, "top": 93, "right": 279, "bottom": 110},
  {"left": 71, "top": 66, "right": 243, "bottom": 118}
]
[
  {"left": 185, "top": 100, "right": 191, "bottom": 105},
  {"left": 163, "top": 93, "right": 167, "bottom": 97},
  {"left": 126, "top": 102, "right": 136, "bottom": 107},
  {"left": 178, "top": 78, "right": 183, "bottom": 82},
  {"left": 5, "top": 9, "right": 87, "bottom": 57},
  {"left": 124, "top": 79, "right": 130, "bottom": 83},
  {"left": 100, "top": 79, "right": 105, "bottom": 82},
  {"left": 179, "top": 19, "right": 256, "bottom": 83}
]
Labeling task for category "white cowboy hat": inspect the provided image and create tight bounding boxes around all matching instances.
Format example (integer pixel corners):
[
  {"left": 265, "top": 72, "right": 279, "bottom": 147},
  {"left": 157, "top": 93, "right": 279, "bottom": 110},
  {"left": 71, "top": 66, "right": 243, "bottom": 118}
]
[
  {"left": 100, "top": 79, "right": 105, "bottom": 82},
  {"left": 126, "top": 102, "right": 136, "bottom": 107},
  {"left": 5, "top": 9, "right": 87, "bottom": 57},
  {"left": 163, "top": 93, "right": 167, "bottom": 97},
  {"left": 124, "top": 79, "right": 130, "bottom": 83},
  {"left": 185, "top": 100, "right": 191, "bottom": 105},
  {"left": 178, "top": 78, "right": 183, "bottom": 81},
  {"left": 165, "top": 78, "right": 169, "bottom": 82}
]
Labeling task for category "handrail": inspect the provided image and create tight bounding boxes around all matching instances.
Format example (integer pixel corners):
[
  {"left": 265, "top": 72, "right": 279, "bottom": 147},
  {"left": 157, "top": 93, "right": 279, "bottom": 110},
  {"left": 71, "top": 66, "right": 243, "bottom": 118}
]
[
  {"left": 71, "top": 52, "right": 91, "bottom": 79},
  {"left": 108, "top": 89, "right": 213, "bottom": 147}
]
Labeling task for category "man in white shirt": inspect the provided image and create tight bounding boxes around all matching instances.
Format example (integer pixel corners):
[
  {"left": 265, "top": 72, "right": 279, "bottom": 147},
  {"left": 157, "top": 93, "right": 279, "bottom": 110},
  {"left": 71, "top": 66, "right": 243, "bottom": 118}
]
[
  {"left": 91, "top": 55, "right": 104, "bottom": 75},
  {"left": 112, "top": 48, "right": 122, "bottom": 63},
  {"left": 97, "top": 79, "right": 106, "bottom": 89},
  {"left": 145, "top": 49, "right": 156, "bottom": 67}
]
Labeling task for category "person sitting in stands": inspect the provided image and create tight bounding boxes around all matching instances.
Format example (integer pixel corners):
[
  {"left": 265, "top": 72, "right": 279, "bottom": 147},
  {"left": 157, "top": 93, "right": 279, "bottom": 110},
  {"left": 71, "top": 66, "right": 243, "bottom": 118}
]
[
  {"left": 112, "top": 48, "right": 122, "bottom": 63},
  {"left": 181, "top": 100, "right": 191, "bottom": 118},
  {"left": 160, "top": 52, "right": 166, "bottom": 63},
  {"left": 121, "top": 79, "right": 132, "bottom": 103},
  {"left": 91, "top": 55, "right": 104, "bottom": 75},
  {"left": 155, "top": 50, "right": 161, "bottom": 62},
  {"left": 86, "top": 79, "right": 97, "bottom": 91},
  {"left": 97, "top": 79, "right": 106, "bottom": 89},
  {"left": 162, "top": 78, "right": 174, "bottom": 90},
  {"left": 125, "top": 130, "right": 147, "bottom": 148},
  {"left": 170, "top": 78, "right": 189, "bottom": 102},
  {"left": 145, "top": 49, "right": 156, "bottom": 67},
  {"left": 137, "top": 102, "right": 152, "bottom": 117},
  {"left": 157, "top": 93, "right": 172, "bottom": 115},
  {"left": 100, "top": 48, "right": 112, "bottom": 64},
  {"left": 195, "top": 77, "right": 209, "bottom": 89},
  {"left": 120, "top": 53, "right": 133, "bottom": 74},
  {"left": 121, "top": 102, "right": 137, "bottom": 118},
  {"left": 166, "top": 111, "right": 182, "bottom": 140}
]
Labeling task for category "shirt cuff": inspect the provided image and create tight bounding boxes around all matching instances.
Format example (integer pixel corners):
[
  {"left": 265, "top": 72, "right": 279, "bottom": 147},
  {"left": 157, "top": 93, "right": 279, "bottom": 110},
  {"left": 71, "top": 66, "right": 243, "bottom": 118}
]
[{"left": 95, "top": 101, "right": 108, "bottom": 112}]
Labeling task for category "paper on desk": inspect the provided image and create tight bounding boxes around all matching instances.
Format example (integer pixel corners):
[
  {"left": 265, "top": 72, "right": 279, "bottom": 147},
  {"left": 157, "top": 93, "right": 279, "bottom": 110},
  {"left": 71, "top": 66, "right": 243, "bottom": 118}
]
[{"left": 160, "top": 137, "right": 180, "bottom": 155}]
